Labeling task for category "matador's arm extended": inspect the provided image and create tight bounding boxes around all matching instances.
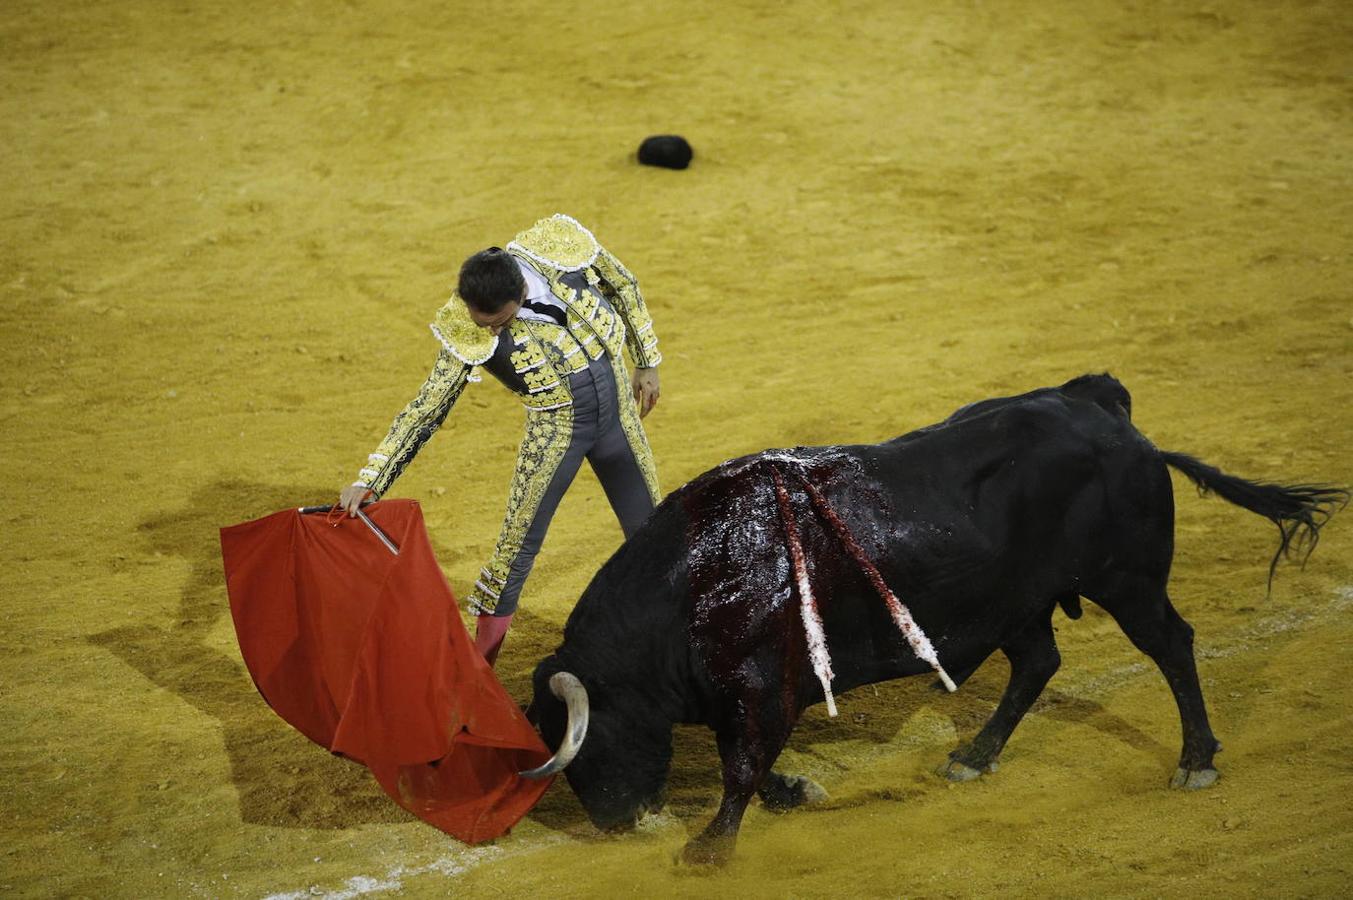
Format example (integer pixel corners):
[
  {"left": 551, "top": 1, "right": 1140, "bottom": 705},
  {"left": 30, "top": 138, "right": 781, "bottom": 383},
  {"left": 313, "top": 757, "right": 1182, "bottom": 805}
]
[{"left": 354, "top": 348, "right": 471, "bottom": 497}]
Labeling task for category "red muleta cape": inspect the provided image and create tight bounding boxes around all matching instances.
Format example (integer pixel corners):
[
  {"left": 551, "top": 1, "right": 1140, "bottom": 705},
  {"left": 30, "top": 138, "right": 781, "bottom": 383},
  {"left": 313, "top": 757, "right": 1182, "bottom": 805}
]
[{"left": 220, "top": 499, "right": 552, "bottom": 843}]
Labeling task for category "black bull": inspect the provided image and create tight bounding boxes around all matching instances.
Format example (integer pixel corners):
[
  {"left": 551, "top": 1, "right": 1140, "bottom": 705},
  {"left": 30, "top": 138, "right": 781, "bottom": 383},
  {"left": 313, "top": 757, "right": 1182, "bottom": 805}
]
[{"left": 526, "top": 374, "right": 1346, "bottom": 862}]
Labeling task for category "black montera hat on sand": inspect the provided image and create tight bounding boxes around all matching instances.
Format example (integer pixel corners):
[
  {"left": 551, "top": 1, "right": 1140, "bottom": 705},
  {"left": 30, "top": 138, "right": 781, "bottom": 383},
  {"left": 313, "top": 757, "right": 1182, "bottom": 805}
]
[{"left": 637, "top": 135, "right": 693, "bottom": 170}]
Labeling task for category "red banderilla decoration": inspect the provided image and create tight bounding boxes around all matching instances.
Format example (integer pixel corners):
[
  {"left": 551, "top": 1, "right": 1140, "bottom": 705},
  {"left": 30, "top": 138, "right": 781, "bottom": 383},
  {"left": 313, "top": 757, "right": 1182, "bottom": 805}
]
[{"left": 770, "top": 464, "right": 957, "bottom": 717}]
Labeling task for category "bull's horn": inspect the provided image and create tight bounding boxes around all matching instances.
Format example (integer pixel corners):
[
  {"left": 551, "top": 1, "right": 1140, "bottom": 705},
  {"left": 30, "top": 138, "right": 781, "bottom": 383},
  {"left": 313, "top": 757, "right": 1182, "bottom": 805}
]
[{"left": 519, "top": 672, "right": 589, "bottom": 779}]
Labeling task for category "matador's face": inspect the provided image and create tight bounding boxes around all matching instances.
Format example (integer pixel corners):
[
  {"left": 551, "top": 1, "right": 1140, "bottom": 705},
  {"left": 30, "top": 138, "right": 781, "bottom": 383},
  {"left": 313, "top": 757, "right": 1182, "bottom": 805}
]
[
  {"left": 466, "top": 300, "right": 521, "bottom": 335},
  {"left": 466, "top": 282, "right": 528, "bottom": 335}
]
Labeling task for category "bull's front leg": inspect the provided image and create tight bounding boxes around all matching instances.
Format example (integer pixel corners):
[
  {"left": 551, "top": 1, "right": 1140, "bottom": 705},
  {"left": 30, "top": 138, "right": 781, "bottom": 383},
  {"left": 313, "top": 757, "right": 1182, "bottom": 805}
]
[
  {"left": 683, "top": 699, "right": 797, "bottom": 865},
  {"left": 683, "top": 728, "right": 771, "bottom": 865}
]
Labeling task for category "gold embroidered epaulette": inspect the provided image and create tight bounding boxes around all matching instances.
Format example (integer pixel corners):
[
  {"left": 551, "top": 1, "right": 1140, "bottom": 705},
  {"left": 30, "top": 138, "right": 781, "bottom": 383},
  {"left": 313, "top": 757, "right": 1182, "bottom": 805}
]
[
  {"left": 430, "top": 294, "right": 498, "bottom": 366},
  {"left": 507, "top": 213, "right": 600, "bottom": 273}
]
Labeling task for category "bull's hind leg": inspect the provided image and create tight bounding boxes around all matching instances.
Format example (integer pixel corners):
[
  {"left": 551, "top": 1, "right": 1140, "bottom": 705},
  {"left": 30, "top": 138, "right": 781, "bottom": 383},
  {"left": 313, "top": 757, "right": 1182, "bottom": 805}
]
[
  {"left": 1094, "top": 581, "right": 1221, "bottom": 789},
  {"left": 943, "top": 610, "right": 1061, "bottom": 781}
]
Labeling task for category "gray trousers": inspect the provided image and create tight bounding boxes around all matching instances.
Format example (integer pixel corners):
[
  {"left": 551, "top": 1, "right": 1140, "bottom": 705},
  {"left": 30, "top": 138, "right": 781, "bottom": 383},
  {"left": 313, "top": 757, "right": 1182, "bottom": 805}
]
[{"left": 490, "top": 355, "right": 656, "bottom": 616}]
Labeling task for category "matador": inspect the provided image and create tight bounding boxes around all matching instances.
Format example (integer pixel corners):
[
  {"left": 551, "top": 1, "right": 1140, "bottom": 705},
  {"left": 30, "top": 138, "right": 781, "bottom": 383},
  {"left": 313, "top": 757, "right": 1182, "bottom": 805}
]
[{"left": 339, "top": 214, "right": 664, "bottom": 664}]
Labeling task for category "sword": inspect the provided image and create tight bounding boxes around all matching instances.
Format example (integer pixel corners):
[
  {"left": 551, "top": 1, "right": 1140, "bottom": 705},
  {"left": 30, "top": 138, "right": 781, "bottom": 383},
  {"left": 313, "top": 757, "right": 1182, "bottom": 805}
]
[{"left": 299, "top": 503, "right": 400, "bottom": 557}]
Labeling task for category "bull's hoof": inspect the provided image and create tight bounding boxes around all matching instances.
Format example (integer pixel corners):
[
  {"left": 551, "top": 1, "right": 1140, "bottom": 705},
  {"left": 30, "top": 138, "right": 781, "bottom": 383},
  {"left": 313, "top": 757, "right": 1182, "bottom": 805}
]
[
  {"left": 939, "top": 758, "right": 997, "bottom": 782},
  {"left": 1169, "top": 767, "right": 1219, "bottom": 790},
  {"left": 758, "top": 773, "right": 828, "bottom": 812},
  {"left": 796, "top": 777, "right": 829, "bottom": 805},
  {"left": 680, "top": 835, "right": 734, "bottom": 867}
]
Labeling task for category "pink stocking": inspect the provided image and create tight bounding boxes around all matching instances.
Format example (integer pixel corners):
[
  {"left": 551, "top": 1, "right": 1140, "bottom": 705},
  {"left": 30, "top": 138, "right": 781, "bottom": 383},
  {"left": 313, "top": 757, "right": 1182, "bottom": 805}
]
[{"left": 474, "top": 613, "right": 514, "bottom": 667}]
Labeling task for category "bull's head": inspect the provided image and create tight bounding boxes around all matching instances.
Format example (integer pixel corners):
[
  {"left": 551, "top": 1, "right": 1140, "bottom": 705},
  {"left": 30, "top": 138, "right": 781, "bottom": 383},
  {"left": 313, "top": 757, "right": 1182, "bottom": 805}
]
[{"left": 524, "top": 658, "right": 673, "bottom": 831}]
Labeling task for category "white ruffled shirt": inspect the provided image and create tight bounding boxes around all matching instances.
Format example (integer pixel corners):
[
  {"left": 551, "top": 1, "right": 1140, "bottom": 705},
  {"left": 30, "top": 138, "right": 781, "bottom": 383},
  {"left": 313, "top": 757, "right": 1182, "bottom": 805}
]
[{"left": 514, "top": 260, "right": 568, "bottom": 324}]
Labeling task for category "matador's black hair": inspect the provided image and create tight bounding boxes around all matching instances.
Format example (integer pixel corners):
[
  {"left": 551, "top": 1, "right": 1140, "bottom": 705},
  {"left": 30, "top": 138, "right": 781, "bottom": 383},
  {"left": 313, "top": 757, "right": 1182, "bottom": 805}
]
[{"left": 458, "top": 247, "right": 525, "bottom": 313}]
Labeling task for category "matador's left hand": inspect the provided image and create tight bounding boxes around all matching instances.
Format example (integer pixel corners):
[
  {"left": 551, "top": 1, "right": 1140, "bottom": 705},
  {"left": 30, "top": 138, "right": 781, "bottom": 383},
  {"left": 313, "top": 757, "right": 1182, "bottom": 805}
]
[{"left": 632, "top": 367, "right": 660, "bottom": 418}]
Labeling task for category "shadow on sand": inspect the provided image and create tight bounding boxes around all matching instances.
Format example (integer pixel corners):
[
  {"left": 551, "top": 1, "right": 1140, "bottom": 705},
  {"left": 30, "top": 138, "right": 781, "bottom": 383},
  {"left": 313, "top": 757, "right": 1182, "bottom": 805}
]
[{"left": 88, "top": 480, "right": 421, "bottom": 830}]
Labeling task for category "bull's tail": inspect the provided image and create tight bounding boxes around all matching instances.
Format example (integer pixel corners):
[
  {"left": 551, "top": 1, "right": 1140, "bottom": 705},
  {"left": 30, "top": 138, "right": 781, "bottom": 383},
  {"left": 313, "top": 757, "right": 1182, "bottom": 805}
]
[{"left": 1161, "top": 451, "right": 1348, "bottom": 586}]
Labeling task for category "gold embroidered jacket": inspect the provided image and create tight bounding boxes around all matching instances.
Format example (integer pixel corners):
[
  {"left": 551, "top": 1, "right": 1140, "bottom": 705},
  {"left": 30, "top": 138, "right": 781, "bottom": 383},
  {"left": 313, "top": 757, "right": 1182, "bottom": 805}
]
[{"left": 356, "top": 214, "right": 662, "bottom": 496}]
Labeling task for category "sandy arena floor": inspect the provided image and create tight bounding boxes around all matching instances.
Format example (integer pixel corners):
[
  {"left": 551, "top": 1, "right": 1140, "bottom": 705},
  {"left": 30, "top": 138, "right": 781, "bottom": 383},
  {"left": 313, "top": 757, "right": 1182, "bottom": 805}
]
[{"left": 3, "top": 1, "right": 1351, "bottom": 896}]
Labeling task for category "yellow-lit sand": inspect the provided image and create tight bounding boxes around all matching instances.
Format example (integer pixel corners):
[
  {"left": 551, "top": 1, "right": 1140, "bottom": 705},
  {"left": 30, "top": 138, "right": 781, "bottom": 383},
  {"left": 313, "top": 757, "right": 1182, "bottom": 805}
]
[{"left": 3, "top": 1, "right": 1350, "bottom": 896}]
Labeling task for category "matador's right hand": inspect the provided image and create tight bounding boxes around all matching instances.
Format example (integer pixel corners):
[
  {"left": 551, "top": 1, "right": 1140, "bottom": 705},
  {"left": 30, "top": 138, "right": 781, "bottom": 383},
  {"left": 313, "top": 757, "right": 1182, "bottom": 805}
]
[{"left": 338, "top": 484, "right": 374, "bottom": 517}]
